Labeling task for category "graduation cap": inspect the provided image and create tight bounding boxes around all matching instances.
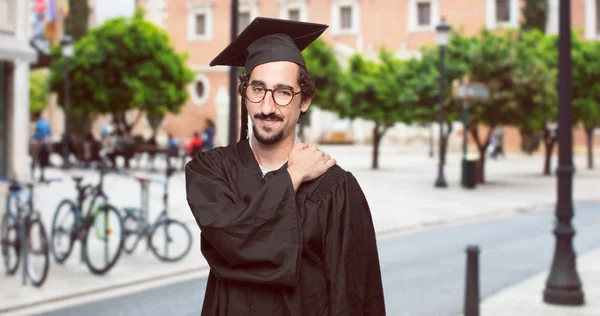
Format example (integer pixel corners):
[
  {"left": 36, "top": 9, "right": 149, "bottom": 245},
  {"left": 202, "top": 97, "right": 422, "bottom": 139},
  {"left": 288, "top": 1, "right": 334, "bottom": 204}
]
[{"left": 209, "top": 17, "right": 329, "bottom": 141}]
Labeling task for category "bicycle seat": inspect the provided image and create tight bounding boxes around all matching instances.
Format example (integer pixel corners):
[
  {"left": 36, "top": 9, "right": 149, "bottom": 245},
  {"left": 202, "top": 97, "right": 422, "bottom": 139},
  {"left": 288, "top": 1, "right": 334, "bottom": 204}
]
[
  {"left": 134, "top": 175, "right": 150, "bottom": 182},
  {"left": 72, "top": 176, "right": 83, "bottom": 183},
  {"left": 9, "top": 182, "right": 21, "bottom": 191}
]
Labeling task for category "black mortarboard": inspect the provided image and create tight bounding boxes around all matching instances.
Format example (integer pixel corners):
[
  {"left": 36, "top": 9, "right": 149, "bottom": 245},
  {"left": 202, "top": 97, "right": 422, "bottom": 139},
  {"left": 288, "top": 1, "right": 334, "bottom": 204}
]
[
  {"left": 209, "top": 17, "right": 328, "bottom": 141},
  {"left": 210, "top": 17, "right": 328, "bottom": 71}
]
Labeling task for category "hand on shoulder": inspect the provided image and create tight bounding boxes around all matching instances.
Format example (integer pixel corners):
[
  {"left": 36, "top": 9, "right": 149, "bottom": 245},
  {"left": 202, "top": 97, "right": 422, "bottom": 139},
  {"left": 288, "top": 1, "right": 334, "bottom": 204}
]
[{"left": 287, "top": 142, "right": 336, "bottom": 190}]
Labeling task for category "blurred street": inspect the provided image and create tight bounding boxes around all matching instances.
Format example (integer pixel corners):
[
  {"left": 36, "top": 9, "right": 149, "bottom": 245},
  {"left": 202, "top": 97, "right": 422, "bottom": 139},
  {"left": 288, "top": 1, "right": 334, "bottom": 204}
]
[
  {"left": 32, "top": 202, "right": 600, "bottom": 316},
  {"left": 1, "top": 146, "right": 599, "bottom": 315}
]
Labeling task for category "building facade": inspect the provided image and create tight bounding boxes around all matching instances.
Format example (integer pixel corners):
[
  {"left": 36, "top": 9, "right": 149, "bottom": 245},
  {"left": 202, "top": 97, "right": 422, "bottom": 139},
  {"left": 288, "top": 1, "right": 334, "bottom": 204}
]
[
  {"left": 0, "top": 0, "right": 38, "bottom": 179},
  {"left": 140, "top": 0, "right": 600, "bottom": 150}
]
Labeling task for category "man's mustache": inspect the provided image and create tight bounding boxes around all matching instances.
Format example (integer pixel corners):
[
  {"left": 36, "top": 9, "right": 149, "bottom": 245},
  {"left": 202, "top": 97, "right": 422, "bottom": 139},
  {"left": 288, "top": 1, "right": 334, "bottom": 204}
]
[{"left": 254, "top": 113, "right": 284, "bottom": 121}]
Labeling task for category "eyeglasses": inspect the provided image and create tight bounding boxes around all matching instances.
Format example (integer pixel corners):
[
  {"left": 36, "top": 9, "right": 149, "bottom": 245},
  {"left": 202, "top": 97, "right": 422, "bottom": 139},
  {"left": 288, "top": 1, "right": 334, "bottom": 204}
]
[{"left": 244, "top": 83, "right": 302, "bottom": 107}]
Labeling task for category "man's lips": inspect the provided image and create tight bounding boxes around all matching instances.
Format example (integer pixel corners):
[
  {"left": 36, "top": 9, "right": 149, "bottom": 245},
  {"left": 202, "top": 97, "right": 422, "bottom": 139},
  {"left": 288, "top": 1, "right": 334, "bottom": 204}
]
[{"left": 259, "top": 118, "right": 282, "bottom": 126}]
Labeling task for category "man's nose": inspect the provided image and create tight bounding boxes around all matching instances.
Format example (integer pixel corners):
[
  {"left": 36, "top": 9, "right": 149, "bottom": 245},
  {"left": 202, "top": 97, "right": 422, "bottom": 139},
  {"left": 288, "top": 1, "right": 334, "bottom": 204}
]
[{"left": 261, "top": 90, "right": 276, "bottom": 114}]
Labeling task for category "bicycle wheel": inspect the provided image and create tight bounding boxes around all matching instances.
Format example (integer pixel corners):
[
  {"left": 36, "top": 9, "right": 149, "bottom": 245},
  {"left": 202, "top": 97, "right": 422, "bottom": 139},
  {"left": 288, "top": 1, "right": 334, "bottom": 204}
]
[
  {"left": 50, "top": 199, "right": 77, "bottom": 264},
  {"left": 25, "top": 217, "right": 50, "bottom": 287},
  {"left": 1, "top": 213, "right": 20, "bottom": 275},
  {"left": 123, "top": 212, "right": 143, "bottom": 254},
  {"left": 149, "top": 218, "right": 192, "bottom": 262},
  {"left": 83, "top": 204, "right": 124, "bottom": 275}
]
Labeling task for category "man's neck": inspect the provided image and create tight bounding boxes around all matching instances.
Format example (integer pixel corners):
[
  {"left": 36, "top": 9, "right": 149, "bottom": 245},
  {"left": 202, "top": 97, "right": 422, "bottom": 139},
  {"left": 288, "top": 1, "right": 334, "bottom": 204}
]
[{"left": 250, "top": 134, "right": 297, "bottom": 171}]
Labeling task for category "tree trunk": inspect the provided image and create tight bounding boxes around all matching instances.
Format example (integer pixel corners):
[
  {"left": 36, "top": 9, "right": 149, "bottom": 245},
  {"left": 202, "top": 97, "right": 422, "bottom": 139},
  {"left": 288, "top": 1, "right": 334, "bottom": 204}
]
[
  {"left": 542, "top": 127, "right": 557, "bottom": 175},
  {"left": 585, "top": 125, "right": 595, "bottom": 169},
  {"left": 371, "top": 121, "right": 388, "bottom": 170},
  {"left": 469, "top": 125, "right": 495, "bottom": 184},
  {"left": 442, "top": 122, "right": 453, "bottom": 166}
]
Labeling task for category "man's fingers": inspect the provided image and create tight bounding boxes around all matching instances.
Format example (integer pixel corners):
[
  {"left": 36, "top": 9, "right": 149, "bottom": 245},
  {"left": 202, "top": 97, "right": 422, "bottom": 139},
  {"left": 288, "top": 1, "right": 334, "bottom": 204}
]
[{"left": 325, "top": 159, "right": 337, "bottom": 168}]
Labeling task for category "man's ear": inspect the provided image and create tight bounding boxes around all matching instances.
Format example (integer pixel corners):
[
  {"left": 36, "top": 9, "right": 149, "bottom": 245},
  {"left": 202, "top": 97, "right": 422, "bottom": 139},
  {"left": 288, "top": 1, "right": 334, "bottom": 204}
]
[{"left": 300, "top": 96, "right": 312, "bottom": 113}]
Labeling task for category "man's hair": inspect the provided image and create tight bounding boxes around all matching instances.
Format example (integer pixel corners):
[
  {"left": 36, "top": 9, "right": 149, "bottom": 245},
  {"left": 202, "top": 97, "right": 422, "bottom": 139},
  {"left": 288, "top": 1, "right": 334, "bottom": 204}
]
[{"left": 238, "top": 64, "right": 315, "bottom": 111}]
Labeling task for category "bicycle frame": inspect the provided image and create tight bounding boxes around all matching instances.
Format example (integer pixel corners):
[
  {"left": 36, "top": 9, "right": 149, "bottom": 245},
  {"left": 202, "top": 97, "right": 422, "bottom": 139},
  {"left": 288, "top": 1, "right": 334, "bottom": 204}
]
[
  {"left": 3, "top": 178, "right": 55, "bottom": 285},
  {"left": 4, "top": 186, "right": 29, "bottom": 285}
]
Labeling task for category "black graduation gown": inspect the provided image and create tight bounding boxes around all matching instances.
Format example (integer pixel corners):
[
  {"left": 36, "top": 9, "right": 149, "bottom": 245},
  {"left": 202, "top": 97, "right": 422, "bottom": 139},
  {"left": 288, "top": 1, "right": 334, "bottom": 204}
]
[{"left": 185, "top": 139, "right": 385, "bottom": 316}]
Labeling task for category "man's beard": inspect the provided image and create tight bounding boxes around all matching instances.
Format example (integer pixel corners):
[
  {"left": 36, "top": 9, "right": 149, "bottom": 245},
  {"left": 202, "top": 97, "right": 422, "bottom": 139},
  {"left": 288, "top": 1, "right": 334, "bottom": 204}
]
[{"left": 252, "top": 113, "right": 285, "bottom": 145}]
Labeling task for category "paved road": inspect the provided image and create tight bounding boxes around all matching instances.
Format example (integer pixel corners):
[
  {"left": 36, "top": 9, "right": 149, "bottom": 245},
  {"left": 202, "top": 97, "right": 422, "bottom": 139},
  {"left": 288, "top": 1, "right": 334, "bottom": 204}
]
[{"left": 38, "top": 203, "right": 600, "bottom": 316}]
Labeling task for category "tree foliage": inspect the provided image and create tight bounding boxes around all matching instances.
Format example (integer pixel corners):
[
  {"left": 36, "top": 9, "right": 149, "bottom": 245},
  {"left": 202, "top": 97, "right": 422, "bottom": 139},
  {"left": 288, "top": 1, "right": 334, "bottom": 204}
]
[
  {"left": 572, "top": 34, "right": 600, "bottom": 169},
  {"left": 49, "top": 8, "right": 195, "bottom": 135},
  {"left": 29, "top": 70, "right": 50, "bottom": 116},
  {"left": 302, "top": 38, "right": 344, "bottom": 110},
  {"left": 64, "top": 0, "right": 90, "bottom": 41},
  {"left": 513, "top": 29, "right": 558, "bottom": 154}
]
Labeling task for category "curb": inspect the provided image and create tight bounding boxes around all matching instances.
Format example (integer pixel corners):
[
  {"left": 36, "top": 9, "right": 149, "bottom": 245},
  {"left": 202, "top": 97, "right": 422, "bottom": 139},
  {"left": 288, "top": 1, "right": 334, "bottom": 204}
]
[{"left": 0, "top": 266, "right": 210, "bottom": 314}]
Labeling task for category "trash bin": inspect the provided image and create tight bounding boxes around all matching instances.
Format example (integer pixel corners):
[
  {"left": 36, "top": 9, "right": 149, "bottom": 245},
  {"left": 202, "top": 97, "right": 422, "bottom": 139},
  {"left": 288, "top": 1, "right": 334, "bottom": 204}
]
[{"left": 463, "top": 158, "right": 478, "bottom": 189}]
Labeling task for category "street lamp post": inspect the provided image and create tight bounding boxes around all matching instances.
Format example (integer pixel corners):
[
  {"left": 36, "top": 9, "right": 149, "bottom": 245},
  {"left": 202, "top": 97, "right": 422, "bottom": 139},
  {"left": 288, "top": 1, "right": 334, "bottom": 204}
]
[
  {"left": 460, "top": 76, "right": 470, "bottom": 187},
  {"left": 434, "top": 18, "right": 450, "bottom": 188},
  {"left": 60, "top": 35, "right": 74, "bottom": 169},
  {"left": 229, "top": 0, "right": 239, "bottom": 145},
  {"left": 543, "top": 0, "right": 585, "bottom": 305}
]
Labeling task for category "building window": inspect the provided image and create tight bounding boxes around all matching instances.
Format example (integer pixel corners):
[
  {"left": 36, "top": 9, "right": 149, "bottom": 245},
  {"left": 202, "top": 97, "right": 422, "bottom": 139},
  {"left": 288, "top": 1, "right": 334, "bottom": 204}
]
[
  {"left": 280, "top": 0, "right": 308, "bottom": 22},
  {"left": 238, "top": 11, "right": 251, "bottom": 31},
  {"left": 238, "top": 1, "right": 258, "bottom": 34},
  {"left": 331, "top": 0, "right": 360, "bottom": 35},
  {"left": 340, "top": 6, "right": 352, "bottom": 29},
  {"left": 417, "top": 2, "right": 431, "bottom": 26},
  {"left": 288, "top": 8, "right": 301, "bottom": 21},
  {"left": 496, "top": 0, "right": 510, "bottom": 23},
  {"left": 195, "top": 14, "right": 206, "bottom": 36},
  {"left": 408, "top": 0, "right": 438, "bottom": 32},
  {"left": 187, "top": 3, "right": 213, "bottom": 42},
  {"left": 597, "top": 0, "right": 600, "bottom": 34},
  {"left": 486, "top": 0, "right": 517, "bottom": 29},
  {"left": 189, "top": 74, "right": 210, "bottom": 107}
]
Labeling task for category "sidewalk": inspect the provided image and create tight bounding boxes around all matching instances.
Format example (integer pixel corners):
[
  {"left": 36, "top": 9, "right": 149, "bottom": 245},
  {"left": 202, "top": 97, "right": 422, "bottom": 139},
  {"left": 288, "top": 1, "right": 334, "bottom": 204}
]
[
  {"left": 1, "top": 145, "right": 599, "bottom": 313},
  {"left": 476, "top": 248, "right": 600, "bottom": 316}
]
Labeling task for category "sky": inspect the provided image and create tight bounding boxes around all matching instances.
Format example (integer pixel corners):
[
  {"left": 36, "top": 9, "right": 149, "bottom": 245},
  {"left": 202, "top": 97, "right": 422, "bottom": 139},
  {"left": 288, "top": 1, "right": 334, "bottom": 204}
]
[{"left": 94, "top": 0, "right": 136, "bottom": 24}]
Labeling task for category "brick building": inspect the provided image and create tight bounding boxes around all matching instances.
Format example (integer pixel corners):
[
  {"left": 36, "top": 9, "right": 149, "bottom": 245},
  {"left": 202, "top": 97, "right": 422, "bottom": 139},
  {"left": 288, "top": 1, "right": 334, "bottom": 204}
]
[{"left": 133, "top": 0, "right": 600, "bottom": 151}]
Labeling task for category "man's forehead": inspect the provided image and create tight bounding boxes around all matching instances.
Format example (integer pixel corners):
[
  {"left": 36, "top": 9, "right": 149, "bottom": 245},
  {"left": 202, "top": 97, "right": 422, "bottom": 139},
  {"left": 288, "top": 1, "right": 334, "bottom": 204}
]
[{"left": 249, "top": 62, "right": 299, "bottom": 86}]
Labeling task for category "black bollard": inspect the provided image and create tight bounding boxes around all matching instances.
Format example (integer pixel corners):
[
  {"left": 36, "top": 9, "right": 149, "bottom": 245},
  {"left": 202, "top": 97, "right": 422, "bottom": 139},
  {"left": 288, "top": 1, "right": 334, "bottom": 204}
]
[{"left": 464, "top": 245, "right": 480, "bottom": 316}]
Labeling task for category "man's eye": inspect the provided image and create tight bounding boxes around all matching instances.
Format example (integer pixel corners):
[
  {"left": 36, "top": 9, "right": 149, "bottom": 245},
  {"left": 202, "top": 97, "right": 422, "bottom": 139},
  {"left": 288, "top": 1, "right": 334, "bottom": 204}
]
[
  {"left": 252, "top": 86, "right": 264, "bottom": 92},
  {"left": 277, "top": 89, "right": 293, "bottom": 97}
]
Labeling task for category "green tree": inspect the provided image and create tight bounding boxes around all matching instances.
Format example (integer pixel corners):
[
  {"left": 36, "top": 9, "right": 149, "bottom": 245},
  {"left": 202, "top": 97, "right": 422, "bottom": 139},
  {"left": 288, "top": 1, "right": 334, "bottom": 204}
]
[
  {"left": 29, "top": 70, "right": 50, "bottom": 116},
  {"left": 49, "top": 8, "right": 195, "bottom": 136},
  {"left": 572, "top": 37, "right": 600, "bottom": 169},
  {"left": 342, "top": 50, "right": 419, "bottom": 169},
  {"left": 302, "top": 38, "right": 344, "bottom": 110},
  {"left": 521, "top": 0, "right": 548, "bottom": 31},
  {"left": 513, "top": 29, "right": 558, "bottom": 175},
  {"left": 519, "top": 0, "right": 549, "bottom": 155},
  {"left": 463, "top": 30, "right": 519, "bottom": 183},
  {"left": 301, "top": 38, "right": 344, "bottom": 138},
  {"left": 64, "top": 0, "right": 90, "bottom": 40}
]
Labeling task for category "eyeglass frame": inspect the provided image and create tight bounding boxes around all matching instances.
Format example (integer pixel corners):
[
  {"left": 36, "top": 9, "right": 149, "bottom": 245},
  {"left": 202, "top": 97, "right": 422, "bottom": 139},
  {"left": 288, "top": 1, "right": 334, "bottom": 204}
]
[{"left": 243, "top": 82, "right": 302, "bottom": 107}]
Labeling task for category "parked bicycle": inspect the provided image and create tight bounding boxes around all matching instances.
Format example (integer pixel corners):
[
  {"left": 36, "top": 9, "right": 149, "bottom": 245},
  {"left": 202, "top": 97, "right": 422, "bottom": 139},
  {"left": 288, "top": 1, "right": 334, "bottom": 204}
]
[
  {"left": 50, "top": 167, "right": 125, "bottom": 275},
  {"left": 122, "top": 167, "right": 192, "bottom": 262},
  {"left": 1, "top": 177, "right": 58, "bottom": 287}
]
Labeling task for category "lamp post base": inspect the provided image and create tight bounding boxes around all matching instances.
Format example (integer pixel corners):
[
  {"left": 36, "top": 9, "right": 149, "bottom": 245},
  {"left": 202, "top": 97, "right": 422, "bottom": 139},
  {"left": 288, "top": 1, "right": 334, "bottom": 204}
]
[
  {"left": 434, "top": 167, "right": 447, "bottom": 188},
  {"left": 543, "top": 288, "right": 584, "bottom": 306}
]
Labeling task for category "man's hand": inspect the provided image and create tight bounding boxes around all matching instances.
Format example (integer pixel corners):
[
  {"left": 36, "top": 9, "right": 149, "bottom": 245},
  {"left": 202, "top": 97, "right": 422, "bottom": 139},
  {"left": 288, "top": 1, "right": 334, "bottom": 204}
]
[{"left": 287, "top": 142, "right": 337, "bottom": 191}]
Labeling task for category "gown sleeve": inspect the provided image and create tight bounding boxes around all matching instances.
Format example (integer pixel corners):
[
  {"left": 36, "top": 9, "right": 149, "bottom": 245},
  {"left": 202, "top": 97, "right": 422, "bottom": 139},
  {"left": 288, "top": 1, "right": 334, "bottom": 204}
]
[
  {"left": 185, "top": 150, "right": 301, "bottom": 287},
  {"left": 322, "top": 170, "right": 386, "bottom": 316}
]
